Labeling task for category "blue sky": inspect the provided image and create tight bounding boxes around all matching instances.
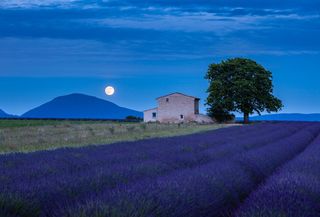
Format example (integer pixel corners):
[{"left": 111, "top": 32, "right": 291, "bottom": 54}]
[{"left": 0, "top": 0, "right": 320, "bottom": 115}]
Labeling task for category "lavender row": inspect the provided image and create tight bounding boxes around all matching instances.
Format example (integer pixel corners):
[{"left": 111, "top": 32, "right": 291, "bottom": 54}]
[
  {"left": 55, "top": 123, "right": 320, "bottom": 217},
  {"left": 0, "top": 122, "right": 314, "bottom": 217},
  {"left": 0, "top": 122, "right": 280, "bottom": 176},
  {"left": 0, "top": 123, "right": 304, "bottom": 217},
  {"left": 235, "top": 127, "right": 320, "bottom": 217},
  {"left": 0, "top": 122, "right": 293, "bottom": 192}
]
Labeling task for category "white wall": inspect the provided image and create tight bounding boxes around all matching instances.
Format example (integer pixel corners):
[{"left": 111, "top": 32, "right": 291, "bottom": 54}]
[{"left": 143, "top": 108, "right": 158, "bottom": 122}]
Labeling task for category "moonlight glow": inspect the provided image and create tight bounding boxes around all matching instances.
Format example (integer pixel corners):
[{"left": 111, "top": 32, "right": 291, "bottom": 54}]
[{"left": 105, "top": 86, "right": 115, "bottom": 96}]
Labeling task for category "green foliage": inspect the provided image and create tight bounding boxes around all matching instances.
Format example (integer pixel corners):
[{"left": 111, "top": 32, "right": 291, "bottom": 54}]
[
  {"left": 209, "top": 107, "right": 235, "bottom": 123},
  {"left": 125, "top": 116, "right": 143, "bottom": 122},
  {"left": 206, "top": 58, "right": 283, "bottom": 123}
]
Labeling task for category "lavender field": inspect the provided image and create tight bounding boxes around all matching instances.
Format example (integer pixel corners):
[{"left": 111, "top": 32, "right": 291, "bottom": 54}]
[{"left": 1, "top": 122, "right": 320, "bottom": 217}]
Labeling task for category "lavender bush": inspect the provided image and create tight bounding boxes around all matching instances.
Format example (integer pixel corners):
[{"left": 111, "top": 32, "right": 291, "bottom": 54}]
[
  {"left": 60, "top": 123, "right": 320, "bottom": 217},
  {"left": 236, "top": 127, "right": 320, "bottom": 217},
  {"left": 0, "top": 122, "right": 318, "bottom": 217}
]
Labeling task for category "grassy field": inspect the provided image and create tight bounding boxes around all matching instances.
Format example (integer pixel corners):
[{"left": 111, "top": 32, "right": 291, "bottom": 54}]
[
  {"left": 0, "top": 119, "right": 232, "bottom": 153},
  {"left": 0, "top": 119, "right": 111, "bottom": 128}
]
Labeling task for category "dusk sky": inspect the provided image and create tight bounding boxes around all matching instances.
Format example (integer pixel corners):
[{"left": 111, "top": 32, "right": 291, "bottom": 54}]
[{"left": 0, "top": 0, "right": 320, "bottom": 115}]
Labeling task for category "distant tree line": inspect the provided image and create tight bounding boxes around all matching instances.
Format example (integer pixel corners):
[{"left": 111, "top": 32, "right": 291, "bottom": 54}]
[{"left": 125, "top": 116, "right": 143, "bottom": 122}]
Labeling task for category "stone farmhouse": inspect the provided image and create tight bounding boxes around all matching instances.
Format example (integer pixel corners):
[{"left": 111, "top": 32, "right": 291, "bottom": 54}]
[{"left": 144, "top": 92, "right": 213, "bottom": 123}]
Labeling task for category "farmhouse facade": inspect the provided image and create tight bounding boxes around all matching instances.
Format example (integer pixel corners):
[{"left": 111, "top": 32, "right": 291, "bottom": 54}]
[{"left": 144, "top": 92, "right": 213, "bottom": 123}]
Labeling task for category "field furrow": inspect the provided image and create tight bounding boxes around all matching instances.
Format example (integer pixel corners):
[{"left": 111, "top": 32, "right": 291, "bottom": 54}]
[
  {"left": 235, "top": 129, "right": 320, "bottom": 217},
  {"left": 56, "top": 123, "right": 320, "bottom": 217},
  {"left": 0, "top": 122, "right": 318, "bottom": 217}
]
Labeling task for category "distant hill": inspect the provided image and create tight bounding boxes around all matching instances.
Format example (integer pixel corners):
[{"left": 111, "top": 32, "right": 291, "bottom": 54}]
[
  {"left": 240, "top": 113, "right": 320, "bottom": 122},
  {"left": 22, "top": 93, "right": 142, "bottom": 120},
  {"left": 0, "top": 109, "right": 16, "bottom": 118}
]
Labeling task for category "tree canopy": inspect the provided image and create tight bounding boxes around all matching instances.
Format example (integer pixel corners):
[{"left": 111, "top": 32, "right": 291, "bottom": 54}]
[{"left": 206, "top": 58, "right": 283, "bottom": 123}]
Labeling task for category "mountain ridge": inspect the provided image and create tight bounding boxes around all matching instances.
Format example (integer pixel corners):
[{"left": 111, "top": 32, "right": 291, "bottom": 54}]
[
  {"left": 0, "top": 109, "right": 16, "bottom": 118},
  {"left": 21, "top": 93, "right": 142, "bottom": 120}
]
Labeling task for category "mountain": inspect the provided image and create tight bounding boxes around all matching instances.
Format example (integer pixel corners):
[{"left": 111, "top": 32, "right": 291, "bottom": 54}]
[
  {"left": 245, "top": 113, "right": 320, "bottom": 122},
  {"left": 0, "top": 109, "right": 16, "bottom": 118},
  {"left": 22, "top": 93, "right": 142, "bottom": 120}
]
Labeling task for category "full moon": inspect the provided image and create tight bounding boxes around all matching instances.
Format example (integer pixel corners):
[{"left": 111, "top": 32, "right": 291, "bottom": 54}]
[{"left": 105, "top": 86, "right": 115, "bottom": 96}]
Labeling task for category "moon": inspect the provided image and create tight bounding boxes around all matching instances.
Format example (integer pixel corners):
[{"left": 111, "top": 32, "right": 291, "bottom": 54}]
[{"left": 105, "top": 86, "right": 115, "bottom": 96}]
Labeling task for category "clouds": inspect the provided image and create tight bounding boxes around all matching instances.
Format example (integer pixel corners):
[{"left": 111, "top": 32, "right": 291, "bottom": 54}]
[
  {"left": 0, "top": 0, "right": 79, "bottom": 8},
  {"left": 2, "top": 0, "right": 320, "bottom": 11},
  {"left": 0, "top": 0, "right": 319, "bottom": 77},
  {"left": 1, "top": 0, "right": 320, "bottom": 14},
  {"left": 1, "top": 4, "right": 318, "bottom": 38},
  {"left": 94, "top": 10, "right": 320, "bottom": 34}
]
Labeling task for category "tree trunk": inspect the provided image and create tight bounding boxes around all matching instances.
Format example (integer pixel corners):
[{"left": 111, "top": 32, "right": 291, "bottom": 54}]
[{"left": 244, "top": 113, "right": 249, "bottom": 124}]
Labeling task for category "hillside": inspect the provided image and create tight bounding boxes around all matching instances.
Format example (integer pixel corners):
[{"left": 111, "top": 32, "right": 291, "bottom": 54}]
[
  {"left": 0, "top": 109, "right": 15, "bottom": 118},
  {"left": 22, "top": 93, "right": 142, "bottom": 119},
  {"left": 249, "top": 113, "right": 320, "bottom": 122}
]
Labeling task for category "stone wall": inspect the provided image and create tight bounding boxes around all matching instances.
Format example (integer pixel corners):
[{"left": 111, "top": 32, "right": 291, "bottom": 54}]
[{"left": 157, "top": 93, "right": 198, "bottom": 123}]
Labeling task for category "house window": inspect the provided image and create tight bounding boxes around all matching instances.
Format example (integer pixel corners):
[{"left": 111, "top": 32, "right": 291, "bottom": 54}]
[
  {"left": 166, "top": 98, "right": 169, "bottom": 102},
  {"left": 152, "top": 112, "right": 157, "bottom": 118},
  {"left": 180, "top": 115, "right": 184, "bottom": 119},
  {"left": 194, "top": 99, "right": 199, "bottom": 114}
]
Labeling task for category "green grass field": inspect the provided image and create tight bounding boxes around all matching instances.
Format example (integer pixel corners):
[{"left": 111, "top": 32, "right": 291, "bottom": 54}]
[
  {"left": 0, "top": 119, "right": 111, "bottom": 128},
  {"left": 0, "top": 119, "right": 234, "bottom": 153}
]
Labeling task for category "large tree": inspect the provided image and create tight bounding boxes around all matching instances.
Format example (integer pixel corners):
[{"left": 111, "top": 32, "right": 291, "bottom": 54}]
[{"left": 206, "top": 58, "right": 283, "bottom": 124}]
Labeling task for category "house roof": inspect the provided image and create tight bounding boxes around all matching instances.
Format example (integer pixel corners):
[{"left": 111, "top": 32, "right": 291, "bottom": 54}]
[
  {"left": 143, "top": 107, "right": 158, "bottom": 112},
  {"left": 156, "top": 92, "right": 200, "bottom": 100}
]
